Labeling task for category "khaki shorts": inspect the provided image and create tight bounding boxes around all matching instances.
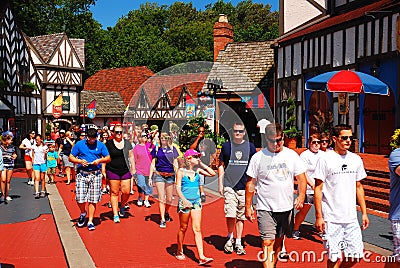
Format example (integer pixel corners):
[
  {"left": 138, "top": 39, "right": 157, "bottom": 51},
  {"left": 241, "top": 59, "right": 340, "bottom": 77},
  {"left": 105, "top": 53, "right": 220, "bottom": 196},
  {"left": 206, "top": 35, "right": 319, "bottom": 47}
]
[
  {"left": 223, "top": 187, "right": 246, "bottom": 220},
  {"left": 47, "top": 167, "right": 57, "bottom": 175}
]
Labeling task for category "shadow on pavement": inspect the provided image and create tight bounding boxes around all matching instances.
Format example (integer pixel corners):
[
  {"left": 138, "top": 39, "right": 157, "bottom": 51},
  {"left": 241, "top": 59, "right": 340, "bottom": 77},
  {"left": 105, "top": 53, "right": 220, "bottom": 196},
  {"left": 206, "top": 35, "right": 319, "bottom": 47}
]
[
  {"left": 166, "top": 243, "right": 198, "bottom": 264},
  {"left": 0, "top": 263, "right": 16, "bottom": 268},
  {"left": 204, "top": 234, "right": 227, "bottom": 251},
  {"left": 244, "top": 234, "right": 262, "bottom": 248},
  {"left": 225, "top": 259, "right": 263, "bottom": 268}
]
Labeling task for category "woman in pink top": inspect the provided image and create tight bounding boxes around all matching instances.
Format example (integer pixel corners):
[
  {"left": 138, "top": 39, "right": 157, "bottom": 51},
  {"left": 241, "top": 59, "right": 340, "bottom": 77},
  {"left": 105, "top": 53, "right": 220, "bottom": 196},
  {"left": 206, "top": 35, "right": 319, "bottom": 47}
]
[{"left": 132, "top": 132, "right": 154, "bottom": 208}]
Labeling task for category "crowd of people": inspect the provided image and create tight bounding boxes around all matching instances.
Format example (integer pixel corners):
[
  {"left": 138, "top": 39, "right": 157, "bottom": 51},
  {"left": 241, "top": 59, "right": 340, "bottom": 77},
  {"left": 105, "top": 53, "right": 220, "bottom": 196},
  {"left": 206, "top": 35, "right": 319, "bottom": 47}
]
[{"left": 1, "top": 120, "right": 398, "bottom": 267}]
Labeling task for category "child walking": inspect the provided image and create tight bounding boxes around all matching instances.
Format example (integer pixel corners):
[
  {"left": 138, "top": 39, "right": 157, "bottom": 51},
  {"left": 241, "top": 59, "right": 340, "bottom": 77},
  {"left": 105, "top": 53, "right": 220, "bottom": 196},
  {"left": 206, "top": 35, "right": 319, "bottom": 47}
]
[
  {"left": 32, "top": 134, "right": 48, "bottom": 199},
  {"left": 175, "top": 149, "right": 215, "bottom": 265},
  {"left": 46, "top": 144, "right": 58, "bottom": 184}
]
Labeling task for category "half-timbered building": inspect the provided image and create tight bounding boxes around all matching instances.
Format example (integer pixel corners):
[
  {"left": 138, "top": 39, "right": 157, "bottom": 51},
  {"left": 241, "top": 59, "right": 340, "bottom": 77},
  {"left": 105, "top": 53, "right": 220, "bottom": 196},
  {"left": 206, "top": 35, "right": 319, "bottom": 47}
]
[
  {"left": 0, "top": 2, "right": 41, "bottom": 138},
  {"left": 275, "top": 0, "right": 400, "bottom": 154},
  {"left": 25, "top": 33, "right": 85, "bottom": 131}
]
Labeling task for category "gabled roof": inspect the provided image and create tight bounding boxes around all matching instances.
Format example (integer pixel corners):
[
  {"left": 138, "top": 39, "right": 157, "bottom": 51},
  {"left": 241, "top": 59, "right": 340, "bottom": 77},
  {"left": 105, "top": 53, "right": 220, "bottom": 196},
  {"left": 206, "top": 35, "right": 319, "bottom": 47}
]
[
  {"left": 80, "top": 90, "right": 126, "bottom": 116},
  {"left": 84, "top": 66, "right": 155, "bottom": 105},
  {"left": 278, "top": 0, "right": 396, "bottom": 44},
  {"left": 70, "top": 39, "right": 85, "bottom": 68},
  {"left": 129, "top": 73, "right": 208, "bottom": 108},
  {"left": 206, "top": 41, "right": 275, "bottom": 92},
  {"left": 28, "top": 33, "right": 65, "bottom": 62}
]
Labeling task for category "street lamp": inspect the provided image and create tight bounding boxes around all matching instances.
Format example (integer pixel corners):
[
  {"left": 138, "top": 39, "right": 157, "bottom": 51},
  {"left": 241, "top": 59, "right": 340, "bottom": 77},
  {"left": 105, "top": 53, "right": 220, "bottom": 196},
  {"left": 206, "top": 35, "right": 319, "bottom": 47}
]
[{"left": 203, "top": 78, "right": 223, "bottom": 143}]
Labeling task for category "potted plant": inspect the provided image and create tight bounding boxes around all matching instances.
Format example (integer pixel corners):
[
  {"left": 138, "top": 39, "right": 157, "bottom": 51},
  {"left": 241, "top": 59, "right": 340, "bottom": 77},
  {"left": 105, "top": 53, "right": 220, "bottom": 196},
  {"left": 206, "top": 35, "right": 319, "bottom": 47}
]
[
  {"left": 22, "top": 81, "right": 37, "bottom": 95},
  {"left": 283, "top": 97, "right": 302, "bottom": 149}
]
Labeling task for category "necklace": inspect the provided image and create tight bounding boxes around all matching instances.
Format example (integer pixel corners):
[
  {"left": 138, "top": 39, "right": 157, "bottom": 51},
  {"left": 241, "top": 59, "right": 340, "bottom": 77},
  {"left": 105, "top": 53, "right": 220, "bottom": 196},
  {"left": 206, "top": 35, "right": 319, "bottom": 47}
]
[{"left": 114, "top": 139, "right": 124, "bottom": 150}]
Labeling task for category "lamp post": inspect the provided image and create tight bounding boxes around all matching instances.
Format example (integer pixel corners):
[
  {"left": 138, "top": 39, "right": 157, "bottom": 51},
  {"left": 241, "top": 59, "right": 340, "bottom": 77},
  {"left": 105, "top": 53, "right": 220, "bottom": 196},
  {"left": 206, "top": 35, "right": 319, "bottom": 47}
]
[{"left": 205, "top": 78, "right": 223, "bottom": 143}]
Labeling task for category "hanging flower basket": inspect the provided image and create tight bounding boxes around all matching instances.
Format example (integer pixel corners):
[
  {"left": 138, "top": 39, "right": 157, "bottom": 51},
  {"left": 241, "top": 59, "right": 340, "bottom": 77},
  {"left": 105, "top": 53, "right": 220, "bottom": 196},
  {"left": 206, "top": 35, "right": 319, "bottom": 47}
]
[{"left": 22, "top": 82, "right": 37, "bottom": 95}]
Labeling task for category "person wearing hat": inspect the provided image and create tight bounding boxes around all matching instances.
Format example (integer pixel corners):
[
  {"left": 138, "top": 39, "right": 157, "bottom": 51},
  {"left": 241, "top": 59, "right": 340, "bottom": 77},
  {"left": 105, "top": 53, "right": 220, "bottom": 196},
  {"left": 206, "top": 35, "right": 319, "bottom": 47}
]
[{"left": 175, "top": 149, "right": 215, "bottom": 265}]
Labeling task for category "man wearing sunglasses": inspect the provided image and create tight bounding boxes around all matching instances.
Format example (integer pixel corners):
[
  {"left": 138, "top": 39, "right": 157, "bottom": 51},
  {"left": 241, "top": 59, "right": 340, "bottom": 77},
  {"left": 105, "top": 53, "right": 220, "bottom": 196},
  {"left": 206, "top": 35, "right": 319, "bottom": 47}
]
[
  {"left": 314, "top": 124, "right": 369, "bottom": 267},
  {"left": 218, "top": 121, "right": 256, "bottom": 255},
  {"left": 245, "top": 123, "right": 307, "bottom": 268},
  {"left": 69, "top": 128, "right": 111, "bottom": 231}
]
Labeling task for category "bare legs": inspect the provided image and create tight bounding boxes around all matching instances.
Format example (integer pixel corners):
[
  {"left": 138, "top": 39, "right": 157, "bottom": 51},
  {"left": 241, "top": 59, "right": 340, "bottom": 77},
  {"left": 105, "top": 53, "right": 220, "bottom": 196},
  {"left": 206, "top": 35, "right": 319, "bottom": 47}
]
[
  {"left": 156, "top": 181, "right": 173, "bottom": 222},
  {"left": 177, "top": 209, "right": 210, "bottom": 260},
  {"left": 110, "top": 179, "right": 130, "bottom": 216},
  {"left": 1, "top": 169, "right": 13, "bottom": 200}
]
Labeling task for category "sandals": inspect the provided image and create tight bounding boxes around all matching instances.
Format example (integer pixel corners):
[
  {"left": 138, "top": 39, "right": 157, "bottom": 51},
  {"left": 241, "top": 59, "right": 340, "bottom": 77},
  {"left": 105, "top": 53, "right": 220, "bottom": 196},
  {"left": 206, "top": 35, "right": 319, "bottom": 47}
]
[
  {"left": 199, "top": 257, "right": 213, "bottom": 266},
  {"left": 175, "top": 252, "right": 186, "bottom": 261}
]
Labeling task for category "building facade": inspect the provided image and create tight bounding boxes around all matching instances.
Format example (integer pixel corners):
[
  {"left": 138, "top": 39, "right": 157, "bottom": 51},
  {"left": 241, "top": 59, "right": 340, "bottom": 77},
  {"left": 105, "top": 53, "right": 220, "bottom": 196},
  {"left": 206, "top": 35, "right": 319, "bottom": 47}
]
[{"left": 275, "top": 0, "right": 400, "bottom": 154}]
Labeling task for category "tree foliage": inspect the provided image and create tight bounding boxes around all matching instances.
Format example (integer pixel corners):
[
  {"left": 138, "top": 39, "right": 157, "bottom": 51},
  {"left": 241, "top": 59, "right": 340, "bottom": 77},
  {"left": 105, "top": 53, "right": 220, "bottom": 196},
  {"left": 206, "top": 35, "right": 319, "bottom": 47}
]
[{"left": 9, "top": 0, "right": 279, "bottom": 76}]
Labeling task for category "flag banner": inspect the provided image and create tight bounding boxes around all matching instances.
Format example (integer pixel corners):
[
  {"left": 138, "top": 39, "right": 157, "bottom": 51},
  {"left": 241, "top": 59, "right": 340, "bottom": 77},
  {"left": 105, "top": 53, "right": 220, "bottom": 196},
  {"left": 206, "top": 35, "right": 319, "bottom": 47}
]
[
  {"left": 244, "top": 94, "right": 266, "bottom": 108},
  {"left": 52, "top": 94, "right": 63, "bottom": 118},
  {"left": 86, "top": 100, "right": 96, "bottom": 119},
  {"left": 186, "top": 94, "right": 196, "bottom": 117}
]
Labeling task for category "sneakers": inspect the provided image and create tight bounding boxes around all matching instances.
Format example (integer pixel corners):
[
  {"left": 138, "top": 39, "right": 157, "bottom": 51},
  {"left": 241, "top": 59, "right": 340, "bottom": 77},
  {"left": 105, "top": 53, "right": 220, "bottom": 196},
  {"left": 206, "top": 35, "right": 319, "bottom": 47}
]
[
  {"left": 39, "top": 191, "right": 46, "bottom": 198},
  {"left": 144, "top": 200, "right": 151, "bottom": 208},
  {"left": 175, "top": 252, "right": 186, "bottom": 261},
  {"left": 77, "top": 212, "right": 87, "bottom": 227},
  {"left": 113, "top": 215, "right": 120, "bottom": 223},
  {"left": 0, "top": 196, "right": 5, "bottom": 203},
  {"left": 119, "top": 207, "right": 125, "bottom": 218},
  {"left": 124, "top": 204, "right": 130, "bottom": 209},
  {"left": 130, "top": 190, "right": 135, "bottom": 195},
  {"left": 235, "top": 244, "right": 246, "bottom": 255},
  {"left": 34, "top": 192, "right": 40, "bottom": 199},
  {"left": 28, "top": 180, "right": 34, "bottom": 185},
  {"left": 6, "top": 196, "right": 12, "bottom": 201},
  {"left": 137, "top": 198, "right": 143, "bottom": 207},
  {"left": 292, "top": 230, "right": 300, "bottom": 240},
  {"left": 87, "top": 222, "right": 95, "bottom": 231},
  {"left": 200, "top": 194, "right": 206, "bottom": 203},
  {"left": 224, "top": 238, "right": 235, "bottom": 253},
  {"left": 165, "top": 212, "right": 171, "bottom": 222},
  {"left": 159, "top": 220, "right": 166, "bottom": 228}
]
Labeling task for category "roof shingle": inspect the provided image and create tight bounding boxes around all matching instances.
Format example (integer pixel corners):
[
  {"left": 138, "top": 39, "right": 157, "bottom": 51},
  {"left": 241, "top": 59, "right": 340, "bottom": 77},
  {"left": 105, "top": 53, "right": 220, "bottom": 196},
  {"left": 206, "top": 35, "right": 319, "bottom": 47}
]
[{"left": 84, "top": 66, "right": 155, "bottom": 105}]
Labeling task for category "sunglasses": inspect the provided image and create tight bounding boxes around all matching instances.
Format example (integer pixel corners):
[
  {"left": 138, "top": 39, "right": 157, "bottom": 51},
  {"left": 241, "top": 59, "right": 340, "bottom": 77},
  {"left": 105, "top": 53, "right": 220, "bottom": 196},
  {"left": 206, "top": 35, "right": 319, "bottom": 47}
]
[
  {"left": 114, "top": 131, "right": 123, "bottom": 134},
  {"left": 320, "top": 139, "right": 329, "bottom": 143},
  {"left": 340, "top": 135, "right": 353, "bottom": 141},
  {"left": 311, "top": 140, "right": 321, "bottom": 145},
  {"left": 233, "top": 129, "right": 245, "bottom": 133},
  {"left": 266, "top": 136, "right": 284, "bottom": 143},
  {"left": 141, "top": 135, "right": 147, "bottom": 138},
  {"left": 189, "top": 155, "right": 200, "bottom": 159}
]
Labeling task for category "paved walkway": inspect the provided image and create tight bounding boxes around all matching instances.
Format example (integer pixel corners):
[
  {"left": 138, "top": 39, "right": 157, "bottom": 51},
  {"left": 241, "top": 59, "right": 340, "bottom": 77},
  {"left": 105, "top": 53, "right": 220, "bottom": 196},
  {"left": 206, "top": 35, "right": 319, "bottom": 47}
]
[{"left": 0, "top": 153, "right": 395, "bottom": 267}]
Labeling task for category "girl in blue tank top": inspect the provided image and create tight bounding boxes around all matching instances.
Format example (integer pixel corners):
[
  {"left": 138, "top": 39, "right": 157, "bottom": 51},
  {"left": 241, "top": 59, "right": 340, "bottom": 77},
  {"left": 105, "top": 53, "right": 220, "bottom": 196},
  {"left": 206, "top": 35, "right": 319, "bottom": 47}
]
[{"left": 175, "top": 149, "right": 216, "bottom": 265}]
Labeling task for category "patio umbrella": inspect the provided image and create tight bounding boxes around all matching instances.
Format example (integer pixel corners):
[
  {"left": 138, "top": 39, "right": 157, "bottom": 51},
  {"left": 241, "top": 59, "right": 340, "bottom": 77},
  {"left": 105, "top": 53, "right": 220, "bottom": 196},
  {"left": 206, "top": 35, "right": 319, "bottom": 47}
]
[{"left": 305, "top": 70, "right": 389, "bottom": 95}]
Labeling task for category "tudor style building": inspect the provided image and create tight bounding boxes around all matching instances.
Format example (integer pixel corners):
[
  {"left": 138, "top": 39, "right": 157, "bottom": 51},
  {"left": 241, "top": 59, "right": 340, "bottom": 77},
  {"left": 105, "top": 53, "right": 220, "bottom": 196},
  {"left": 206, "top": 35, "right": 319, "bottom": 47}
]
[
  {"left": 25, "top": 33, "right": 85, "bottom": 131},
  {"left": 0, "top": 2, "right": 85, "bottom": 138},
  {"left": 0, "top": 2, "right": 41, "bottom": 137},
  {"left": 275, "top": 0, "right": 400, "bottom": 154}
]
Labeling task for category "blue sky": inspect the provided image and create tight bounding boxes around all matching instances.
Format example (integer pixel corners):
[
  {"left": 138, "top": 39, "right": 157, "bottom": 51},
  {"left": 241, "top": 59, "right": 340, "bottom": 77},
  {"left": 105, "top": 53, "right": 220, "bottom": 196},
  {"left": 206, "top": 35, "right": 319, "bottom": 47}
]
[{"left": 90, "top": 0, "right": 279, "bottom": 29}]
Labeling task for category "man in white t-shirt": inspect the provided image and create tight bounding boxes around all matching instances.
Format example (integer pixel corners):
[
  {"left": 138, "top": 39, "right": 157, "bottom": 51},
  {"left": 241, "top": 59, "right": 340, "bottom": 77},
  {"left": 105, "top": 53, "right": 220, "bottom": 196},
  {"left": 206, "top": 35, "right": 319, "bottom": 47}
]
[
  {"left": 314, "top": 124, "right": 369, "bottom": 267},
  {"left": 245, "top": 123, "right": 307, "bottom": 268}
]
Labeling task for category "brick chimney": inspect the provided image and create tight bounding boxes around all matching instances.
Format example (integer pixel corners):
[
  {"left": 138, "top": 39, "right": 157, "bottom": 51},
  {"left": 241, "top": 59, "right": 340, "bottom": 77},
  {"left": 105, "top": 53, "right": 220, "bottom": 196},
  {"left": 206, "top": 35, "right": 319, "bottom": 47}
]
[{"left": 213, "top": 14, "right": 233, "bottom": 62}]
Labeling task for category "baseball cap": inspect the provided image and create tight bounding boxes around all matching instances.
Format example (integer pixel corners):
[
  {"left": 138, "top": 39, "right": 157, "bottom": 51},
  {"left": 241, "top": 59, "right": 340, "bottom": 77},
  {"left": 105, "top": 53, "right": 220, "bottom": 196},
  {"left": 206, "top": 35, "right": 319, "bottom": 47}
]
[
  {"left": 184, "top": 149, "right": 201, "bottom": 158},
  {"left": 60, "top": 129, "right": 66, "bottom": 133}
]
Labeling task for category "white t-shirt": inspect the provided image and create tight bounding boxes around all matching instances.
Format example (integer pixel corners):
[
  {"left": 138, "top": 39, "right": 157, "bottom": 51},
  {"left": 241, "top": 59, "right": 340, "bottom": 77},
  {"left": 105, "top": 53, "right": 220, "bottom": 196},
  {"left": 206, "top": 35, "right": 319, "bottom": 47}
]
[
  {"left": 32, "top": 144, "right": 48, "bottom": 165},
  {"left": 257, "top": 119, "right": 271, "bottom": 134},
  {"left": 300, "top": 149, "right": 323, "bottom": 194},
  {"left": 22, "top": 138, "right": 35, "bottom": 157},
  {"left": 246, "top": 147, "right": 306, "bottom": 212},
  {"left": 313, "top": 150, "right": 367, "bottom": 223}
]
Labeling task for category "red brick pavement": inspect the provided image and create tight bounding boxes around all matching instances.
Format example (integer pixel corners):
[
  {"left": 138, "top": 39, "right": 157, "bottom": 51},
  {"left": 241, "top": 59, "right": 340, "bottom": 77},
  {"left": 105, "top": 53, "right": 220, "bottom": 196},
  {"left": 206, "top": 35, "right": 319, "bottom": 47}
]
[
  {"left": 55, "top": 178, "right": 385, "bottom": 267},
  {"left": 0, "top": 213, "right": 68, "bottom": 268},
  {"left": 1, "top": 159, "right": 392, "bottom": 267}
]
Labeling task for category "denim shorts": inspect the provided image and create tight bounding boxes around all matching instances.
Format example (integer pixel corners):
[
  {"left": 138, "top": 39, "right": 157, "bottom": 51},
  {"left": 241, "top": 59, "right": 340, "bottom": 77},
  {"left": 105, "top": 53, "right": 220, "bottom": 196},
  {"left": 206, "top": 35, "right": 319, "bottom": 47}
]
[
  {"left": 178, "top": 198, "right": 202, "bottom": 213},
  {"left": 154, "top": 173, "right": 175, "bottom": 184}
]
